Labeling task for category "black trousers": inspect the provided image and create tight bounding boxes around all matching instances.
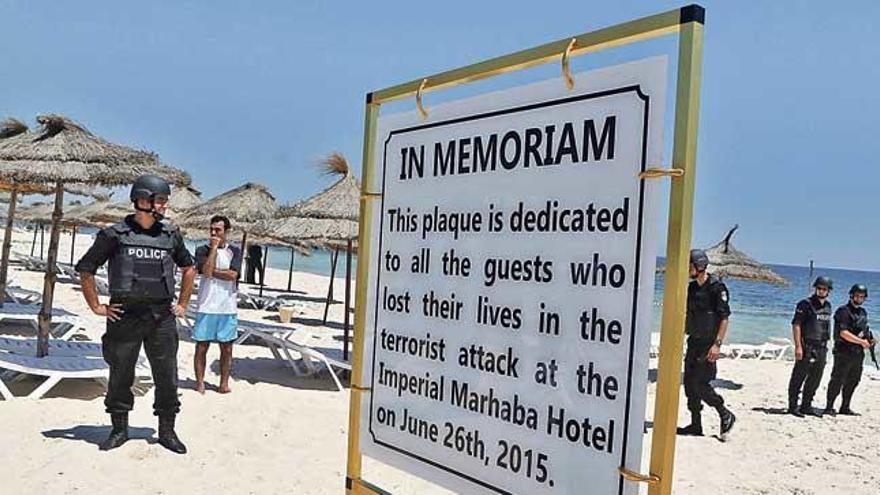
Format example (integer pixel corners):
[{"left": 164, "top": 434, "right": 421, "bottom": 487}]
[
  {"left": 787, "top": 342, "right": 827, "bottom": 408},
  {"left": 245, "top": 258, "right": 263, "bottom": 284},
  {"left": 826, "top": 351, "right": 864, "bottom": 409},
  {"left": 102, "top": 301, "right": 180, "bottom": 416},
  {"left": 683, "top": 341, "right": 724, "bottom": 412}
]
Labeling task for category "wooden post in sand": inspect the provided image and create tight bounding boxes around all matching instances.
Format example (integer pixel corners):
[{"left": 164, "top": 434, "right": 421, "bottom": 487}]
[
  {"left": 0, "top": 189, "right": 19, "bottom": 307},
  {"left": 69, "top": 225, "right": 77, "bottom": 265},
  {"left": 258, "top": 245, "right": 269, "bottom": 297},
  {"left": 30, "top": 224, "right": 37, "bottom": 257},
  {"left": 36, "top": 184, "right": 64, "bottom": 357},
  {"left": 322, "top": 249, "right": 339, "bottom": 324},
  {"left": 343, "top": 240, "right": 352, "bottom": 361},
  {"left": 286, "top": 246, "right": 295, "bottom": 292}
]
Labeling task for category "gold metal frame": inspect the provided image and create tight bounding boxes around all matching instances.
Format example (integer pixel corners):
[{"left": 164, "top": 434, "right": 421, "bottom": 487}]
[{"left": 346, "top": 5, "right": 705, "bottom": 495}]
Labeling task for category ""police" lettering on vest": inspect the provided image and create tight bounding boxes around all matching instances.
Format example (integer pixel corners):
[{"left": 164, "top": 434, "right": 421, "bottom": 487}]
[{"left": 127, "top": 247, "right": 168, "bottom": 259}]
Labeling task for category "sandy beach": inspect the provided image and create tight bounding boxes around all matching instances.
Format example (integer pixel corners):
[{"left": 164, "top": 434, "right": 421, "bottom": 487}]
[{"left": 0, "top": 228, "right": 878, "bottom": 495}]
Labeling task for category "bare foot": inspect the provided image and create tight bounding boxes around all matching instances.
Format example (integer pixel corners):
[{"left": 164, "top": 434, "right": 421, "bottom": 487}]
[
  {"left": 196, "top": 382, "right": 206, "bottom": 395},
  {"left": 218, "top": 384, "right": 231, "bottom": 394}
]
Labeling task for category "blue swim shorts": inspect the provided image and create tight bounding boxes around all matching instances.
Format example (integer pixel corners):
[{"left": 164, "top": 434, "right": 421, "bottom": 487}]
[{"left": 192, "top": 313, "right": 238, "bottom": 343}]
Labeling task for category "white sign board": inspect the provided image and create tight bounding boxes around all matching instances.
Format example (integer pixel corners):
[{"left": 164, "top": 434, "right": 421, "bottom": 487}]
[{"left": 360, "top": 57, "right": 667, "bottom": 495}]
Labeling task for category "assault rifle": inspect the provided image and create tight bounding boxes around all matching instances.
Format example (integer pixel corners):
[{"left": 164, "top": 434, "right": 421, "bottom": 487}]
[{"left": 866, "top": 327, "right": 879, "bottom": 370}]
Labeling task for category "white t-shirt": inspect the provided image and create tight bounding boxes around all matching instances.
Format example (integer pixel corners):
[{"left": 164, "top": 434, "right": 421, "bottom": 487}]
[{"left": 196, "top": 245, "right": 239, "bottom": 314}]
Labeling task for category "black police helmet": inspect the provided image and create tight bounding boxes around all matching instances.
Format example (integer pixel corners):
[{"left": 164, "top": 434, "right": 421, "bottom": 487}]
[
  {"left": 849, "top": 284, "right": 868, "bottom": 297},
  {"left": 130, "top": 174, "right": 171, "bottom": 202},
  {"left": 813, "top": 276, "right": 833, "bottom": 290},
  {"left": 689, "top": 249, "right": 710, "bottom": 271}
]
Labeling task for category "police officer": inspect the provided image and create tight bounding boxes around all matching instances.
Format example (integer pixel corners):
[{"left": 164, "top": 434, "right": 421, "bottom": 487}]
[
  {"left": 676, "top": 249, "right": 736, "bottom": 438},
  {"left": 824, "top": 284, "right": 874, "bottom": 416},
  {"left": 787, "top": 276, "right": 833, "bottom": 417},
  {"left": 75, "top": 174, "right": 196, "bottom": 453}
]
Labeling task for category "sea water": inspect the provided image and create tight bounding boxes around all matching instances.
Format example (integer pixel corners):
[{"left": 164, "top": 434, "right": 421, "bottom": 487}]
[
  {"left": 205, "top": 243, "right": 880, "bottom": 345},
  {"left": 653, "top": 263, "right": 880, "bottom": 345}
]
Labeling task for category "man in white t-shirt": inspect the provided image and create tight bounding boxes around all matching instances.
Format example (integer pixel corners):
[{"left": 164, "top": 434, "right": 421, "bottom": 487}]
[{"left": 193, "top": 215, "right": 242, "bottom": 394}]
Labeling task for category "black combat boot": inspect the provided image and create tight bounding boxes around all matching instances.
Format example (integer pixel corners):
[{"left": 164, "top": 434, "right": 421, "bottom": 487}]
[
  {"left": 823, "top": 405, "right": 836, "bottom": 416},
  {"left": 676, "top": 410, "right": 703, "bottom": 436},
  {"left": 157, "top": 415, "right": 187, "bottom": 454},
  {"left": 100, "top": 413, "right": 129, "bottom": 451},
  {"left": 799, "top": 404, "right": 822, "bottom": 418},
  {"left": 788, "top": 401, "right": 804, "bottom": 418},
  {"left": 718, "top": 406, "right": 736, "bottom": 439},
  {"left": 837, "top": 404, "right": 859, "bottom": 416}
]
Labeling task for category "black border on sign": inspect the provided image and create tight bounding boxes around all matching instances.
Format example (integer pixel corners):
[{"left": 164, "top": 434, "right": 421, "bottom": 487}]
[{"left": 367, "top": 85, "right": 650, "bottom": 495}]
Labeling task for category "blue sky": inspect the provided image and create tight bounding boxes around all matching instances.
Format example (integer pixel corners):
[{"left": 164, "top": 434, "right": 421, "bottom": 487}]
[{"left": 2, "top": 1, "right": 878, "bottom": 270}]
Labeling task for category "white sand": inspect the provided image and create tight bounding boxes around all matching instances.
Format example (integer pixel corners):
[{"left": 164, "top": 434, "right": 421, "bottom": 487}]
[{"left": 0, "top": 227, "right": 878, "bottom": 494}]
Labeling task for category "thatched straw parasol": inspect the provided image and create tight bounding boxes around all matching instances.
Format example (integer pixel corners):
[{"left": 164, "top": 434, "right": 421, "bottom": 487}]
[
  {"left": 74, "top": 185, "right": 203, "bottom": 229},
  {"left": 0, "top": 182, "right": 111, "bottom": 264},
  {"left": 72, "top": 199, "right": 131, "bottom": 227},
  {"left": 704, "top": 225, "right": 788, "bottom": 285},
  {"left": 258, "top": 215, "right": 359, "bottom": 243},
  {"left": 176, "top": 182, "right": 280, "bottom": 288},
  {"left": 176, "top": 182, "right": 277, "bottom": 233},
  {"left": 168, "top": 185, "right": 202, "bottom": 213},
  {"left": 285, "top": 153, "right": 359, "bottom": 221},
  {"left": 267, "top": 153, "right": 360, "bottom": 359},
  {"left": 15, "top": 200, "right": 94, "bottom": 261},
  {"left": 253, "top": 213, "right": 357, "bottom": 296},
  {"left": 0, "top": 182, "right": 110, "bottom": 201},
  {"left": 0, "top": 114, "right": 190, "bottom": 357}
]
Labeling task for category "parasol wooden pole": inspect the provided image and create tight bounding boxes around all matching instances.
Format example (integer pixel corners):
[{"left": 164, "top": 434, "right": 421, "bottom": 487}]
[
  {"left": 287, "top": 246, "right": 295, "bottom": 292},
  {"left": 259, "top": 245, "right": 269, "bottom": 297},
  {"left": 0, "top": 188, "right": 19, "bottom": 307},
  {"left": 37, "top": 184, "right": 64, "bottom": 357},
  {"left": 343, "top": 240, "right": 352, "bottom": 361},
  {"left": 30, "top": 224, "right": 37, "bottom": 256},
  {"left": 40, "top": 224, "right": 45, "bottom": 259},
  {"left": 322, "top": 249, "right": 339, "bottom": 324},
  {"left": 70, "top": 225, "right": 77, "bottom": 265}
]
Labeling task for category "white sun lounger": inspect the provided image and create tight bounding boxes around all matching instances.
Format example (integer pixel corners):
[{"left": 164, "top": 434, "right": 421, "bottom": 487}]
[
  {"left": 11, "top": 252, "right": 110, "bottom": 295},
  {"left": 725, "top": 342, "right": 792, "bottom": 360},
  {"left": 0, "top": 336, "right": 103, "bottom": 358},
  {"left": 241, "top": 325, "right": 350, "bottom": 391},
  {"left": 0, "top": 302, "right": 84, "bottom": 339},
  {"left": 237, "top": 288, "right": 304, "bottom": 312},
  {"left": 57, "top": 263, "right": 110, "bottom": 295},
  {"left": 234, "top": 319, "right": 297, "bottom": 344},
  {"left": 5, "top": 285, "right": 42, "bottom": 305},
  {"left": 0, "top": 339, "right": 149, "bottom": 400},
  {"left": 178, "top": 308, "right": 296, "bottom": 345}
]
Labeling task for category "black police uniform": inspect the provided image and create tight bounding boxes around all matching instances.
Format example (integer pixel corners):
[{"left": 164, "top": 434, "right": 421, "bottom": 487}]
[
  {"left": 684, "top": 274, "right": 731, "bottom": 413},
  {"left": 787, "top": 295, "right": 832, "bottom": 411},
  {"left": 75, "top": 214, "right": 194, "bottom": 416},
  {"left": 245, "top": 243, "right": 263, "bottom": 284},
  {"left": 825, "top": 302, "right": 869, "bottom": 412}
]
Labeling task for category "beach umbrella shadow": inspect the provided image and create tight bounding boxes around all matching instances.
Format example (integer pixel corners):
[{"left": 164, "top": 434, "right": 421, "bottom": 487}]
[
  {"left": 751, "top": 406, "right": 791, "bottom": 416},
  {"left": 710, "top": 378, "right": 744, "bottom": 390},
  {"left": 42, "top": 425, "right": 155, "bottom": 447}
]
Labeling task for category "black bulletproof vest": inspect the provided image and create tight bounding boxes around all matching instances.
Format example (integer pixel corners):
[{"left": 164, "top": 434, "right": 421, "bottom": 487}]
[
  {"left": 686, "top": 276, "right": 722, "bottom": 341},
  {"left": 800, "top": 297, "right": 832, "bottom": 342},
  {"left": 835, "top": 304, "right": 869, "bottom": 353},
  {"left": 107, "top": 221, "right": 177, "bottom": 301}
]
